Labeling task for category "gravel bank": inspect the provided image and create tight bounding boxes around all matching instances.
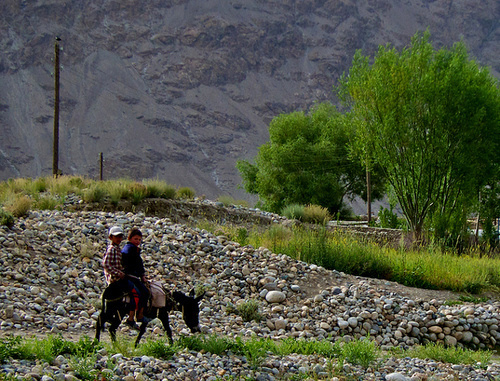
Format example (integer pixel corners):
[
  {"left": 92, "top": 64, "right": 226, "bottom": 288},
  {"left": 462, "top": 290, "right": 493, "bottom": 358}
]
[{"left": 0, "top": 205, "right": 499, "bottom": 380}]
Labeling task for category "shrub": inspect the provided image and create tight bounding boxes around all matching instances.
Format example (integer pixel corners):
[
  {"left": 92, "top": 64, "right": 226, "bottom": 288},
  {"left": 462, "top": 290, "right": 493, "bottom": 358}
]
[
  {"left": 340, "top": 337, "right": 379, "bottom": 368},
  {"left": 47, "top": 175, "right": 81, "bottom": 196},
  {"left": 5, "top": 195, "right": 32, "bottom": 217},
  {"left": 128, "top": 182, "right": 147, "bottom": 205},
  {"left": 0, "top": 208, "right": 14, "bottom": 228},
  {"left": 217, "top": 195, "right": 235, "bottom": 206},
  {"left": 79, "top": 238, "right": 100, "bottom": 259},
  {"left": 303, "top": 204, "right": 330, "bottom": 224},
  {"left": 34, "top": 194, "right": 61, "bottom": 210},
  {"left": 228, "top": 299, "right": 262, "bottom": 322},
  {"left": 233, "top": 199, "right": 250, "bottom": 208},
  {"left": 141, "top": 339, "right": 177, "bottom": 359},
  {"left": 143, "top": 179, "right": 177, "bottom": 199},
  {"left": 378, "top": 205, "right": 399, "bottom": 228},
  {"left": 404, "top": 342, "right": 492, "bottom": 366},
  {"left": 82, "top": 183, "right": 107, "bottom": 203},
  {"left": 282, "top": 203, "right": 305, "bottom": 220},
  {"left": 177, "top": 186, "right": 196, "bottom": 200},
  {"left": 106, "top": 181, "right": 130, "bottom": 205}
]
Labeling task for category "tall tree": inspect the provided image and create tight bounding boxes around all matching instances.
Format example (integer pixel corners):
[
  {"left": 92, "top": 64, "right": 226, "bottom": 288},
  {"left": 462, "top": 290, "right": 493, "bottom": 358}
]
[
  {"left": 237, "top": 103, "right": 384, "bottom": 215},
  {"left": 339, "top": 31, "right": 500, "bottom": 240}
]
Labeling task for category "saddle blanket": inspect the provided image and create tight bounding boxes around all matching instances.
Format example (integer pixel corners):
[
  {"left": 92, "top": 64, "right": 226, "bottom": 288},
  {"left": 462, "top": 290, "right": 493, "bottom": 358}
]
[{"left": 149, "top": 280, "right": 166, "bottom": 308}]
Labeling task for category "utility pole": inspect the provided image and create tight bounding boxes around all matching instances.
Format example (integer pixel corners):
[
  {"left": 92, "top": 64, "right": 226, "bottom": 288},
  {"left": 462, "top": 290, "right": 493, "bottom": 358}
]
[
  {"left": 52, "top": 37, "right": 61, "bottom": 177},
  {"left": 366, "top": 167, "right": 372, "bottom": 224},
  {"left": 99, "top": 152, "right": 103, "bottom": 180}
]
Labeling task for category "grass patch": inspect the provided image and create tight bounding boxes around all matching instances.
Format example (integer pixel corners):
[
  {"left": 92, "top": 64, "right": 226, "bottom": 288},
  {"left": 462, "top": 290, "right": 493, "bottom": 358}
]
[
  {"left": 4, "top": 194, "right": 32, "bottom": 217},
  {"left": 143, "top": 178, "right": 177, "bottom": 199},
  {"left": 33, "top": 193, "right": 62, "bottom": 210},
  {"left": 281, "top": 203, "right": 305, "bottom": 220},
  {"left": 303, "top": 204, "right": 330, "bottom": 224},
  {"left": 227, "top": 299, "right": 262, "bottom": 322},
  {"left": 177, "top": 186, "right": 196, "bottom": 200},
  {"left": 0, "top": 176, "right": 186, "bottom": 210},
  {"left": 339, "top": 337, "right": 379, "bottom": 368},
  {"left": 244, "top": 226, "right": 500, "bottom": 294},
  {"left": 141, "top": 338, "right": 178, "bottom": 359},
  {"left": 395, "top": 342, "right": 492, "bottom": 367},
  {"left": 1, "top": 334, "right": 494, "bottom": 378},
  {"left": 0, "top": 335, "right": 100, "bottom": 364},
  {"left": 106, "top": 180, "right": 132, "bottom": 205},
  {"left": 82, "top": 182, "right": 108, "bottom": 203},
  {"left": 217, "top": 194, "right": 236, "bottom": 206},
  {"left": 0, "top": 208, "right": 14, "bottom": 227}
]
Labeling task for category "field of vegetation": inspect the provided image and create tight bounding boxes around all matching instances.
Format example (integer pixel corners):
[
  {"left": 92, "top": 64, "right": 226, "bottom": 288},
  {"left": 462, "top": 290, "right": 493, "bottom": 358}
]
[
  {"left": 0, "top": 334, "right": 493, "bottom": 381},
  {"left": 1, "top": 175, "right": 499, "bottom": 296},
  {"left": 0, "top": 175, "right": 499, "bottom": 379}
]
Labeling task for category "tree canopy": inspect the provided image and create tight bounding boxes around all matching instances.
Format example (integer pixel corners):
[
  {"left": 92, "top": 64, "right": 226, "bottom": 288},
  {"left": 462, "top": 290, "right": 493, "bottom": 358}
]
[
  {"left": 338, "top": 31, "right": 500, "bottom": 239},
  {"left": 237, "top": 103, "right": 385, "bottom": 215}
]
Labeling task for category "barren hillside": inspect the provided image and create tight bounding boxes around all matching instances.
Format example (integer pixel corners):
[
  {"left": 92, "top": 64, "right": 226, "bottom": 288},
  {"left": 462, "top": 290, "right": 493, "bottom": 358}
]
[{"left": 0, "top": 0, "right": 498, "bottom": 204}]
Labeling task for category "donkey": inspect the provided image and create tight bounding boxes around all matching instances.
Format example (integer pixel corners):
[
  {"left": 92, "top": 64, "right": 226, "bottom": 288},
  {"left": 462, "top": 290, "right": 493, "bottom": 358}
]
[{"left": 95, "top": 282, "right": 203, "bottom": 347}]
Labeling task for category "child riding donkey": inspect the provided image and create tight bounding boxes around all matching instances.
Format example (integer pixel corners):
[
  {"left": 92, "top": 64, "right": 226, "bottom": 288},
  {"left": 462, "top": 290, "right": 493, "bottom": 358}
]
[{"left": 102, "top": 226, "right": 150, "bottom": 330}]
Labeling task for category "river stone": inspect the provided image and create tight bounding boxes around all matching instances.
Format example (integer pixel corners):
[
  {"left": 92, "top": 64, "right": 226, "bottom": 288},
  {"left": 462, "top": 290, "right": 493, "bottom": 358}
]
[{"left": 265, "top": 291, "right": 286, "bottom": 303}]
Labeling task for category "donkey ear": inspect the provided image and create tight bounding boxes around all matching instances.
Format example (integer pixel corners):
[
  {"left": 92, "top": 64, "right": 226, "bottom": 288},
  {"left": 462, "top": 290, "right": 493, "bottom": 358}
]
[{"left": 189, "top": 288, "right": 195, "bottom": 297}]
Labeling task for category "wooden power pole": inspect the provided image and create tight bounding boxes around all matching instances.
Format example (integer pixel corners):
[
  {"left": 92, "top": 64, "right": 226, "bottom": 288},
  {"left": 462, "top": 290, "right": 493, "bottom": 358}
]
[
  {"left": 366, "top": 167, "right": 372, "bottom": 223},
  {"left": 52, "top": 37, "right": 61, "bottom": 177}
]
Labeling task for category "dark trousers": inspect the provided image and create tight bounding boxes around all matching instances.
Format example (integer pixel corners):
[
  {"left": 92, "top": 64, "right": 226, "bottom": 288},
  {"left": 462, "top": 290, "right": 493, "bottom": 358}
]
[
  {"left": 129, "top": 277, "right": 150, "bottom": 309},
  {"left": 105, "top": 278, "right": 138, "bottom": 310}
]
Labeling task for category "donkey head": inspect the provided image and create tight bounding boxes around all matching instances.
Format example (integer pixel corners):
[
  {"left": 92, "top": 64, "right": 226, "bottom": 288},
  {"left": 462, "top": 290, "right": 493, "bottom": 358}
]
[{"left": 172, "top": 288, "right": 204, "bottom": 333}]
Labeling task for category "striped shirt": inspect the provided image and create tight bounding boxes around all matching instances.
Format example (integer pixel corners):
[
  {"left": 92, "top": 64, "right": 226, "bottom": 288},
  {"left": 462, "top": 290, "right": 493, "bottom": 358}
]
[{"left": 103, "top": 243, "right": 125, "bottom": 284}]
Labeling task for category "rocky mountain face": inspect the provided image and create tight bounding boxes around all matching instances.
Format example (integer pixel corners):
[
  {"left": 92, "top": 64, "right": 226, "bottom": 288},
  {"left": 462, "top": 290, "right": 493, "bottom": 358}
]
[{"left": 0, "top": 0, "right": 498, "bottom": 204}]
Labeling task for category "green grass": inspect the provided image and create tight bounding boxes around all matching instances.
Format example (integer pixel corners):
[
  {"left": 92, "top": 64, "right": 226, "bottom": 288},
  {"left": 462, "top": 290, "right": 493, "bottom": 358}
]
[
  {"left": 0, "top": 175, "right": 185, "bottom": 216},
  {"left": 2, "top": 175, "right": 500, "bottom": 294},
  {"left": 0, "top": 335, "right": 100, "bottom": 364},
  {"left": 241, "top": 226, "right": 500, "bottom": 294},
  {"left": 392, "top": 342, "right": 492, "bottom": 368},
  {"left": 191, "top": 219, "right": 500, "bottom": 294},
  {"left": 0, "top": 334, "right": 494, "bottom": 379}
]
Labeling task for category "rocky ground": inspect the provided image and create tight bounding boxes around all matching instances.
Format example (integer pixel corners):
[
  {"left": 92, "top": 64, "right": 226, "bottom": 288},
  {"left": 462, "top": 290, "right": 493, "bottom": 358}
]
[{"left": 1, "top": 199, "right": 500, "bottom": 380}]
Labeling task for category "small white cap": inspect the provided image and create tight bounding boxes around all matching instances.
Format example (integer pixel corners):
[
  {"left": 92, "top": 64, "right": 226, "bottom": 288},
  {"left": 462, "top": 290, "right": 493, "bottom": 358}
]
[{"left": 108, "top": 226, "right": 124, "bottom": 236}]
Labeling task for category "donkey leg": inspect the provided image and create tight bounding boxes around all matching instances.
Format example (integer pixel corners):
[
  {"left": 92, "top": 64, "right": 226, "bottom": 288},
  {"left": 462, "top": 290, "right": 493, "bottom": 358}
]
[
  {"left": 95, "top": 312, "right": 103, "bottom": 342},
  {"left": 108, "top": 317, "right": 121, "bottom": 342},
  {"left": 158, "top": 307, "right": 174, "bottom": 344},
  {"left": 134, "top": 321, "right": 149, "bottom": 348}
]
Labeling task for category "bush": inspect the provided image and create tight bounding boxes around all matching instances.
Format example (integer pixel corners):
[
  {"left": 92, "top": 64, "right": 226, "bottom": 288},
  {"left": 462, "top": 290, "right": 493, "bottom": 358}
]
[
  {"left": 143, "top": 179, "right": 177, "bottom": 199},
  {"left": 281, "top": 204, "right": 305, "bottom": 220},
  {"left": 227, "top": 299, "right": 262, "bottom": 322},
  {"left": 378, "top": 205, "right": 399, "bottom": 229},
  {"left": 0, "top": 208, "right": 14, "bottom": 228},
  {"left": 128, "top": 182, "right": 147, "bottom": 205},
  {"left": 106, "top": 181, "right": 130, "bottom": 205},
  {"left": 82, "top": 183, "right": 107, "bottom": 203},
  {"left": 177, "top": 186, "right": 196, "bottom": 200},
  {"left": 234, "top": 199, "right": 250, "bottom": 208},
  {"left": 340, "top": 337, "right": 379, "bottom": 368},
  {"left": 5, "top": 195, "right": 32, "bottom": 217},
  {"left": 34, "top": 194, "right": 61, "bottom": 210},
  {"left": 404, "top": 342, "right": 492, "bottom": 366},
  {"left": 303, "top": 204, "right": 330, "bottom": 224},
  {"left": 141, "top": 339, "right": 177, "bottom": 359},
  {"left": 217, "top": 195, "right": 235, "bottom": 206}
]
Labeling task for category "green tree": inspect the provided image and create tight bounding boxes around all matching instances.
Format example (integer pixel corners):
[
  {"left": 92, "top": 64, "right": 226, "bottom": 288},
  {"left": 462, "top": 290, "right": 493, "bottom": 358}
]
[
  {"left": 237, "top": 103, "right": 384, "bottom": 215},
  {"left": 339, "top": 31, "right": 500, "bottom": 240}
]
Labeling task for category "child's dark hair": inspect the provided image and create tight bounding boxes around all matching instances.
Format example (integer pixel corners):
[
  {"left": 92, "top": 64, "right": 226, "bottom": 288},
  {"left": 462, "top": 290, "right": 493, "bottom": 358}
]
[{"left": 128, "top": 227, "right": 142, "bottom": 240}]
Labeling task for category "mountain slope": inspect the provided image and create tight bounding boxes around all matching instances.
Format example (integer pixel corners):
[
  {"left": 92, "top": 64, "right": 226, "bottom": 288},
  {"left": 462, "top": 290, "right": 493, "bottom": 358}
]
[{"left": 0, "top": 0, "right": 498, "bottom": 203}]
